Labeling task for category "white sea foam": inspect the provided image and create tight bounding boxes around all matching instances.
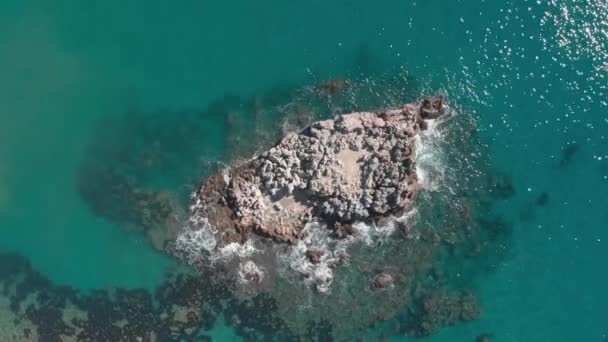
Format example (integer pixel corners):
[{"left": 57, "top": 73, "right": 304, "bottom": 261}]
[
  {"left": 176, "top": 216, "right": 261, "bottom": 264},
  {"left": 217, "top": 240, "right": 259, "bottom": 260},
  {"left": 415, "top": 111, "right": 449, "bottom": 192},
  {"left": 222, "top": 169, "right": 231, "bottom": 185},
  {"left": 174, "top": 219, "right": 217, "bottom": 263},
  {"left": 277, "top": 222, "right": 342, "bottom": 293},
  {"left": 237, "top": 260, "right": 265, "bottom": 285},
  {"left": 176, "top": 196, "right": 261, "bottom": 264}
]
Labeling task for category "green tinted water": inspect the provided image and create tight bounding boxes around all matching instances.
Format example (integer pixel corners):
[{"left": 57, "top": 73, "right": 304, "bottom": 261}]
[{"left": 0, "top": 0, "right": 606, "bottom": 340}]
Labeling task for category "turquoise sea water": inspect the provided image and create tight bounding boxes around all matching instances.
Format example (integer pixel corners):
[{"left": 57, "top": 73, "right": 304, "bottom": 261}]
[{"left": 1, "top": 0, "right": 607, "bottom": 340}]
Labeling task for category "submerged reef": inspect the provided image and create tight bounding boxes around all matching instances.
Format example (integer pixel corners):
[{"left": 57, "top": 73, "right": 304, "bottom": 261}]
[
  {"left": 74, "top": 71, "right": 512, "bottom": 340},
  {"left": 0, "top": 253, "right": 230, "bottom": 342},
  {"left": 401, "top": 291, "right": 481, "bottom": 336}
]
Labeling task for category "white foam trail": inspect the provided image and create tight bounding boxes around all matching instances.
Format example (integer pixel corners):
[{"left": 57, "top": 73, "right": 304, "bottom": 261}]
[
  {"left": 217, "top": 240, "right": 259, "bottom": 260},
  {"left": 351, "top": 221, "right": 392, "bottom": 246},
  {"left": 415, "top": 112, "right": 448, "bottom": 192},
  {"left": 176, "top": 219, "right": 261, "bottom": 264},
  {"left": 176, "top": 196, "right": 261, "bottom": 264}
]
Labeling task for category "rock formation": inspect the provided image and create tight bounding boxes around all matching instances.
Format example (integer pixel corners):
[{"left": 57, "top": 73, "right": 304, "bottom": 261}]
[
  {"left": 373, "top": 273, "right": 395, "bottom": 290},
  {"left": 192, "top": 96, "right": 445, "bottom": 245}
]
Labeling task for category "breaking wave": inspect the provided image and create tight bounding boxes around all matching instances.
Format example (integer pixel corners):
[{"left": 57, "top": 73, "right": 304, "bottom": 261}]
[{"left": 416, "top": 111, "right": 450, "bottom": 192}]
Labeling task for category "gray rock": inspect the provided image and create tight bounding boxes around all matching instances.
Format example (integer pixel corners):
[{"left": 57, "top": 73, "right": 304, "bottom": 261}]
[{"left": 192, "top": 97, "right": 445, "bottom": 243}]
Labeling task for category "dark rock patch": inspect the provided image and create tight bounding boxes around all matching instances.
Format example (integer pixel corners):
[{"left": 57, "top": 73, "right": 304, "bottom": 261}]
[
  {"left": 559, "top": 142, "right": 581, "bottom": 167},
  {"left": 401, "top": 291, "right": 481, "bottom": 337},
  {"left": 536, "top": 191, "right": 550, "bottom": 206}
]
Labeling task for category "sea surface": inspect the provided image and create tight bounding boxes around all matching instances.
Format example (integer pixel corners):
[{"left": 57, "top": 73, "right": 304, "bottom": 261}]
[{"left": 0, "top": 0, "right": 607, "bottom": 341}]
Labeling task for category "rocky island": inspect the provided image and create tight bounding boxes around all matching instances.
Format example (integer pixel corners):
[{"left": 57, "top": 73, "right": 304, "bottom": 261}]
[
  {"left": 191, "top": 96, "right": 445, "bottom": 246},
  {"left": 72, "top": 77, "right": 508, "bottom": 340}
]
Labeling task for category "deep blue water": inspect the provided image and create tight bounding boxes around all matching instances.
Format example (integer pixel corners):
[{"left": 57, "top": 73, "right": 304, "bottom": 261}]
[{"left": 0, "top": 0, "right": 607, "bottom": 340}]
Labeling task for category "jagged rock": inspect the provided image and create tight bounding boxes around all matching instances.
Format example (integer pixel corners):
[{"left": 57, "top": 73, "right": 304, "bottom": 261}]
[
  {"left": 372, "top": 273, "right": 394, "bottom": 290},
  {"left": 334, "top": 223, "right": 354, "bottom": 239},
  {"left": 420, "top": 95, "right": 444, "bottom": 119},
  {"left": 192, "top": 97, "right": 445, "bottom": 244},
  {"left": 396, "top": 221, "right": 417, "bottom": 239},
  {"left": 305, "top": 249, "right": 325, "bottom": 264}
]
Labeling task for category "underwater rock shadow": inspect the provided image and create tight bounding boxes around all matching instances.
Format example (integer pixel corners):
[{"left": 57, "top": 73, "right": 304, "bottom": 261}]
[{"left": 0, "top": 252, "right": 240, "bottom": 342}]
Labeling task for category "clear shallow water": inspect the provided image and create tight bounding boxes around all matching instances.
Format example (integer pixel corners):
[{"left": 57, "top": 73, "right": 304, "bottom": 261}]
[{"left": 0, "top": 0, "right": 607, "bottom": 341}]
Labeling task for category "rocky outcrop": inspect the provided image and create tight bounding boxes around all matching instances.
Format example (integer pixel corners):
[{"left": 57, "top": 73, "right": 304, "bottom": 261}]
[
  {"left": 193, "top": 96, "right": 445, "bottom": 244},
  {"left": 372, "top": 273, "right": 394, "bottom": 290}
]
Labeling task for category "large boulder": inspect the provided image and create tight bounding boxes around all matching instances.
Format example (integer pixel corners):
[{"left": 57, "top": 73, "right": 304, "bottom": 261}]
[{"left": 192, "top": 96, "right": 445, "bottom": 244}]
